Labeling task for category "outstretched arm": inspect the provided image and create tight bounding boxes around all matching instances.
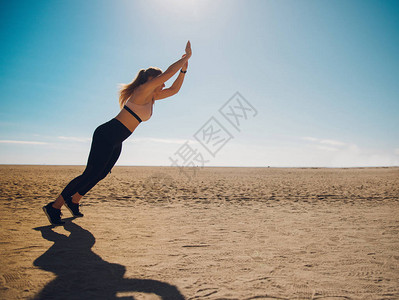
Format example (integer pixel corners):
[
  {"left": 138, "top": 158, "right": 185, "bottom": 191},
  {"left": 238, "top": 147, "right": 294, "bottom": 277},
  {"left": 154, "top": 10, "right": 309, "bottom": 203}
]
[
  {"left": 154, "top": 55, "right": 188, "bottom": 100},
  {"left": 140, "top": 41, "right": 191, "bottom": 94}
]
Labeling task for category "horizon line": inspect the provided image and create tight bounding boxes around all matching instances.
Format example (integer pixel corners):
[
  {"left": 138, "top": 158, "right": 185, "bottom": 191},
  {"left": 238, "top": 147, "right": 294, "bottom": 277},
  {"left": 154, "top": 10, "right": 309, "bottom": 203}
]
[{"left": 0, "top": 164, "right": 398, "bottom": 169}]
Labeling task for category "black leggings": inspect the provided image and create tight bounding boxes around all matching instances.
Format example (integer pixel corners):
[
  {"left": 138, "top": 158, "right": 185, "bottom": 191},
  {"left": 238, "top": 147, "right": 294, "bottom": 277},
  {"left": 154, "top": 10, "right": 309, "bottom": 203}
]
[{"left": 61, "top": 118, "right": 132, "bottom": 199}]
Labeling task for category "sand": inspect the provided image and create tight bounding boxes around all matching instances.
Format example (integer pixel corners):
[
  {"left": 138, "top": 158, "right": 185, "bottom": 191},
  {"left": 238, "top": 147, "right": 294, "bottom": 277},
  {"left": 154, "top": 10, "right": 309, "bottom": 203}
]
[{"left": 0, "top": 165, "right": 398, "bottom": 299}]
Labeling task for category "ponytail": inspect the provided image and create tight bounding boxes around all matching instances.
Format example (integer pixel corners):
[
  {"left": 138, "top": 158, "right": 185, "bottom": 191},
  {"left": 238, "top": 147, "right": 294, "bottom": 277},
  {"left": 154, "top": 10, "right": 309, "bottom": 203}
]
[
  {"left": 119, "top": 67, "right": 162, "bottom": 109},
  {"left": 119, "top": 69, "right": 146, "bottom": 109}
]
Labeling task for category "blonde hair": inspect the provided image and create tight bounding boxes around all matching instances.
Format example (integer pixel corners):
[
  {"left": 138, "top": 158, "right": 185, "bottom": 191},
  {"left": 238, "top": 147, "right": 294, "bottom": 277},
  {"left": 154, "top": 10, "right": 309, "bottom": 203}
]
[{"left": 119, "top": 67, "right": 162, "bottom": 108}]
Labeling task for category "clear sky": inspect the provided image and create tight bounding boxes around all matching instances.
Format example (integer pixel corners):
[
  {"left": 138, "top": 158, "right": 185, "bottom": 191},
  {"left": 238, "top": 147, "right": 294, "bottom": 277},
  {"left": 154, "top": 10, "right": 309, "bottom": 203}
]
[{"left": 1, "top": 0, "right": 398, "bottom": 167}]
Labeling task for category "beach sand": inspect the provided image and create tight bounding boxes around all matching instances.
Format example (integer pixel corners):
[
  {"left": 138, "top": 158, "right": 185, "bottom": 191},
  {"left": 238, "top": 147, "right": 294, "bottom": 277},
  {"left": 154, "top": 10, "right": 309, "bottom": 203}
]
[{"left": 0, "top": 165, "right": 398, "bottom": 299}]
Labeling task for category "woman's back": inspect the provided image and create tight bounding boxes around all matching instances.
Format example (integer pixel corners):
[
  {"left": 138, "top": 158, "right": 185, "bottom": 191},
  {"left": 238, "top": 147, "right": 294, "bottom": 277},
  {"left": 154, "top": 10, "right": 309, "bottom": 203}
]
[{"left": 125, "top": 96, "right": 154, "bottom": 122}]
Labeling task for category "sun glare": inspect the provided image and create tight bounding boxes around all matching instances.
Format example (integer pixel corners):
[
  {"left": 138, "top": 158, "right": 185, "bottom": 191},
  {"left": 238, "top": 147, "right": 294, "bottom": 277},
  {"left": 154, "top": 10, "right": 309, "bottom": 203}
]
[{"left": 150, "top": 0, "right": 210, "bottom": 21}]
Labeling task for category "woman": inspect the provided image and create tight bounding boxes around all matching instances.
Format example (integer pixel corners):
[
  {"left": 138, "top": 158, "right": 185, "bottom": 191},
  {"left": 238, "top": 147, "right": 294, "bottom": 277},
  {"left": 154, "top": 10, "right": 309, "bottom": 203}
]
[{"left": 43, "top": 41, "right": 192, "bottom": 225}]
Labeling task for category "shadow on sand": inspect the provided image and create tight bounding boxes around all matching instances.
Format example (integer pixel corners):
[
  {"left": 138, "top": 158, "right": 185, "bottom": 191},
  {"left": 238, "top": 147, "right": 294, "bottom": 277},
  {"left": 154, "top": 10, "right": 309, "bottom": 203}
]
[{"left": 33, "top": 218, "right": 185, "bottom": 300}]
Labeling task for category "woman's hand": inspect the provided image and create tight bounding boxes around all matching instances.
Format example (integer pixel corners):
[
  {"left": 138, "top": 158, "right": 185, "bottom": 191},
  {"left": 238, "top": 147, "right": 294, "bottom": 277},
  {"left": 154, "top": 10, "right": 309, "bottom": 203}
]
[
  {"left": 185, "top": 40, "right": 192, "bottom": 59},
  {"left": 181, "top": 54, "right": 188, "bottom": 71},
  {"left": 143, "top": 42, "right": 191, "bottom": 92}
]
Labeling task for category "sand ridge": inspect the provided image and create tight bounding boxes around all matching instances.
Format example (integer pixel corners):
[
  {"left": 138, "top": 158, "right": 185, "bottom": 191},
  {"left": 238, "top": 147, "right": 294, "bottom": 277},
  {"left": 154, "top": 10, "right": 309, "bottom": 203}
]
[{"left": 0, "top": 165, "right": 398, "bottom": 299}]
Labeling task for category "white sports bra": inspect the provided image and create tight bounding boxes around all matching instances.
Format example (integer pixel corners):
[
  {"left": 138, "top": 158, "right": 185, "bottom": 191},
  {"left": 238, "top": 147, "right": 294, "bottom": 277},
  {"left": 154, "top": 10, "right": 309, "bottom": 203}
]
[{"left": 124, "top": 97, "right": 154, "bottom": 122}]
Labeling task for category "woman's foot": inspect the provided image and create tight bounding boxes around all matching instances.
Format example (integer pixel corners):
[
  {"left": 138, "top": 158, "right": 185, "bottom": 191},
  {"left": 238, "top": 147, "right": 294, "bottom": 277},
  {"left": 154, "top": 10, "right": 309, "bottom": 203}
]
[
  {"left": 43, "top": 202, "right": 65, "bottom": 225},
  {"left": 64, "top": 196, "right": 84, "bottom": 217}
]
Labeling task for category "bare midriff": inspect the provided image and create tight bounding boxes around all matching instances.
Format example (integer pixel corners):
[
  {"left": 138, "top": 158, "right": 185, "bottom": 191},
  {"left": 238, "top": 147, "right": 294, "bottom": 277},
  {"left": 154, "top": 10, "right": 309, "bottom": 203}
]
[{"left": 115, "top": 109, "right": 141, "bottom": 133}]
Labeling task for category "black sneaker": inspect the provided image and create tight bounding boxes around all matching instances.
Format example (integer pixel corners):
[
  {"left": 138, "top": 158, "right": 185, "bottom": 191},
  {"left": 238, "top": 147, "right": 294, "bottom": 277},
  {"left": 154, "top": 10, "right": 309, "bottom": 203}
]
[
  {"left": 43, "top": 202, "right": 65, "bottom": 225},
  {"left": 64, "top": 196, "right": 84, "bottom": 217}
]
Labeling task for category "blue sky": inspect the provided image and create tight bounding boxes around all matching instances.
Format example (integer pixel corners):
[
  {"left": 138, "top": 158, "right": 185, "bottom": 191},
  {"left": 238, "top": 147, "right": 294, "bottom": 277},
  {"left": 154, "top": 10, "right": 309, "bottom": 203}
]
[{"left": 1, "top": 0, "right": 398, "bottom": 167}]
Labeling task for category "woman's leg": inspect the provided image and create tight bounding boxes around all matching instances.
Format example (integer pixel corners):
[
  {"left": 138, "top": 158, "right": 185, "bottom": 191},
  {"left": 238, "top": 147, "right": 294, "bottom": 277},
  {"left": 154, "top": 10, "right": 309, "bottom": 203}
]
[
  {"left": 61, "top": 119, "right": 130, "bottom": 202},
  {"left": 53, "top": 130, "right": 115, "bottom": 209},
  {"left": 56, "top": 143, "right": 122, "bottom": 207},
  {"left": 45, "top": 119, "right": 130, "bottom": 224},
  {"left": 73, "top": 143, "right": 122, "bottom": 200},
  {"left": 53, "top": 176, "right": 86, "bottom": 209},
  {"left": 52, "top": 144, "right": 122, "bottom": 212}
]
